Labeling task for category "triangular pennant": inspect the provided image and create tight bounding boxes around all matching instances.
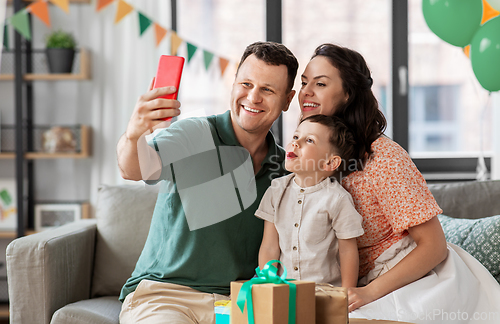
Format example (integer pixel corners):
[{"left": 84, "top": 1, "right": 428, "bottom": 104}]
[
  {"left": 203, "top": 50, "right": 214, "bottom": 70},
  {"left": 114, "top": 0, "right": 134, "bottom": 24},
  {"left": 96, "top": 0, "right": 115, "bottom": 12},
  {"left": 154, "top": 23, "right": 167, "bottom": 47},
  {"left": 28, "top": 1, "right": 51, "bottom": 28},
  {"left": 170, "top": 31, "right": 183, "bottom": 56},
  {"left": 3, "top": 24, "right": 9, "bottom": 50},
  {"left": 186, "top": 43, "right": 197, "bottom": 62},
  {"left": 219, "top": 57, "right": 229, "bottom": 76},
  {"left": 48, "top": 0, "right": 70, "bottom": 14},
  {"left": 463, "top": 45, "right": 470, "bottom": 58},
  {"left": 9, "top": 9, "right": 31, "bottom": 41},
  {"left": 137, "top": 12, "right": 152, "bottom": 36},
  {"left": 482, "top": 0, "right": 500, "bottom": 24}
]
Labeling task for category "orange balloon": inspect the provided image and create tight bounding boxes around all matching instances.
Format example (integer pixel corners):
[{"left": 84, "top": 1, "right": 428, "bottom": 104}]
[
  {"left": 463, "top": 45, "right": 471, "bottom": 58},
  {"left": 482, "top": 0, "right": 500, "bottom": 24}
]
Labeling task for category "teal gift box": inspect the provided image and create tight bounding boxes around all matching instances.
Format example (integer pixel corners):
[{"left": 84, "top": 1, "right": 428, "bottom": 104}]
[{"left": 215, "top": 301, "right": 231, "bottom": 324}]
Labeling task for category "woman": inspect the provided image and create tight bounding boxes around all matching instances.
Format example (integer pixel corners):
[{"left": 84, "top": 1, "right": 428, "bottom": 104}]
[{"left": 299, "top": 43, "right": 500, "bottom": 323}]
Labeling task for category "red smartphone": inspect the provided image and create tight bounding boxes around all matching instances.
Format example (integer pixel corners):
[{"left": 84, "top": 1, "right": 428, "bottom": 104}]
[
  {"left": 153, "top": 55, "right": 185, "bottom": 99},
  {"left": 153, "top": 55, "right": 185, "bottom": 121}
]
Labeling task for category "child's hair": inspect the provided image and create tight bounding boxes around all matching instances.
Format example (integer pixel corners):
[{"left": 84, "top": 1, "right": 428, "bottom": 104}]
[{"left": 299, "top": 114, "right": 357, "bottom": 174}]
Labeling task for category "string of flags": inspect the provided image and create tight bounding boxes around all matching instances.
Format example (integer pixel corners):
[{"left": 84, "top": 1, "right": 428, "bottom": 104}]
[{"left": 3, "top": 0, "right": 234, "bottom": 77}]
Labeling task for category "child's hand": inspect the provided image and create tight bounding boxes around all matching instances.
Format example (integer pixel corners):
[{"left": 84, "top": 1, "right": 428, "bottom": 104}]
[{"left": 347, "top": 286, "right": 377, "bottom": 312}]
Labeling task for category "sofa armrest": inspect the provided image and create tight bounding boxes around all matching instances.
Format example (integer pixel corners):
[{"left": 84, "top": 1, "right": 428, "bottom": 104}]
[{"left": 6, "top": 219, "right": 97, "bottom": 324}]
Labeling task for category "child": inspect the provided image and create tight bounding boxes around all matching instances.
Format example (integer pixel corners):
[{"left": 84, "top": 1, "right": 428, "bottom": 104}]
[{"left": 256, "top": 114, "right": 364, "bottom": 287}]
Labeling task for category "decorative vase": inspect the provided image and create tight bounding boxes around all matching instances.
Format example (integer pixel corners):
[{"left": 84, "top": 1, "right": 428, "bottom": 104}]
[{"left": 46, "top": 48, "right": 75, "bottom": 73}]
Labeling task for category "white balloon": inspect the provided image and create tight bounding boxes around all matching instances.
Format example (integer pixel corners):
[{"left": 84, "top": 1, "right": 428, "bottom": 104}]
[{"left": 487, "top": 0, "right": 500, "bottom": 12}]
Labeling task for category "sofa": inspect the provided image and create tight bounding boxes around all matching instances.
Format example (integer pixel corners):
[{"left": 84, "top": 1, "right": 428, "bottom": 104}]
[{"left": 6, "top": 180, "right": 500, "bottom": 324}]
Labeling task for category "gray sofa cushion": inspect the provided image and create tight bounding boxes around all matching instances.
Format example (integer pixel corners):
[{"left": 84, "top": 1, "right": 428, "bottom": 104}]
[
  {"left": 91, "top": 184, "right": 158, "bottom": 298},
  {"left": 50, "top": 296, "right": 121, "bottom": 324},
  {"left": 428, "top": 180, "right": 500, "bottom": 219}
]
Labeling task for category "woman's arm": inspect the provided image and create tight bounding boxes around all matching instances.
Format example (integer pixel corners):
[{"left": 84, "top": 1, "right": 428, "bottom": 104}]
[
  {"left": 338, "top": 238, "right": 359, "bottom": 287},
  {"left": 258, "top": 220, "right": 281, "bottom": 270},
  {"left": 347, "top": 216, "right": 448, "bottom": 312}
]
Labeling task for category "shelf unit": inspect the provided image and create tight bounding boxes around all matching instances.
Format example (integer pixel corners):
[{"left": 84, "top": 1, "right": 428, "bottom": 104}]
[
  {"left": 1, "top": 1, "right": 92, "bottom": 320},
  {"left": 1, "top": 0, "right": 92, "bottom": 237}
]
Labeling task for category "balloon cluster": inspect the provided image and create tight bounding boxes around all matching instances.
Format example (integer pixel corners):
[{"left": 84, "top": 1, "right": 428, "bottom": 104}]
[{"left": 423, "top": 0, "right": 500, "bottom": 92}]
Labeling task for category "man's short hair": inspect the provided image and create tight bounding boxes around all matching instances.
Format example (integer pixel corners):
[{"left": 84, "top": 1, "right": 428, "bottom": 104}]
[{"left": 237, "top": 41, "right": 298, "bottom": 92}]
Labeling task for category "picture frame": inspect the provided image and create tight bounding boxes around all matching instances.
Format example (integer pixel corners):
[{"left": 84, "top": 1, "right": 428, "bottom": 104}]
[
  {"left": 0, "top": 179, "right": 17, "bottom": 231},
  {"left": 35, "top": 203, "right": 81, "bottom": 232}
]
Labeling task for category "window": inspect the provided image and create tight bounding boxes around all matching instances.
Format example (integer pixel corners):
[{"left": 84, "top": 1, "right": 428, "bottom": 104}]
[
  {"left": 282, "top": 0, "right": 392, "bottom": 147},
  {"left": 408, "top": 0, "right": 493, "bottom": 158},
  {"left": 177, "top": 0, "right": 265, "bottom": 118}
]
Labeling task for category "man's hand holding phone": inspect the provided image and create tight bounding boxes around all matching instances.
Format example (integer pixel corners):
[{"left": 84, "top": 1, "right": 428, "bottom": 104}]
[{"left": 126, "top": 55, "right": 185, "bottom": 142}]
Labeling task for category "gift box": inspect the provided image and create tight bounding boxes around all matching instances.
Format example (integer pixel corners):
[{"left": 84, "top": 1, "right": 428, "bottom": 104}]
[
  {"left": 315, "top": 283, "right": 348, "bottom": 324},
  {"left": 231, "top": 280, "right": 315, "bottom": 324}
]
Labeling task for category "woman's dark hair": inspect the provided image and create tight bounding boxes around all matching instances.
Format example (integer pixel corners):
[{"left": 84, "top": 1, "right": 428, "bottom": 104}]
[
  {"left": 311, "top": 43, "right": 387, "bottom": 164},
  {"left": 299, "top": 114, "right": 357, "bottom": 174},
  {"left": 238, "top": 41, "right": 299, "bottom": 92}
]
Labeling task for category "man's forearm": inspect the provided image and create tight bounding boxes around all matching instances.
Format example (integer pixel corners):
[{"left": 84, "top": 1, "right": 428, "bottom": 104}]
[{"left": 117, "top": 133, "right": 143, "bottom": 181}]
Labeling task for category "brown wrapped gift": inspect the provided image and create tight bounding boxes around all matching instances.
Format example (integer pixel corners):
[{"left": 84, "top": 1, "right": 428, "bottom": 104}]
[
  {"left": 230, "top": 280, "right": 316, "bottom": 324},
  {"left": 315, "top": 283, "right": 348, "bottom": 324}
]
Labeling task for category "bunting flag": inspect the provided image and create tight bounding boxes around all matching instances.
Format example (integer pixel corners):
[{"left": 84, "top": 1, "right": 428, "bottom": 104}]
[
  {"left": 138, "top": 11, "right": 152, "bottom": 36},
  {"left": 219, "top": 57, "right": 229, "bottom": 76},
  {"left": 154, "top": 23, "right": 167, "bottom": 47},
  {"left": 49, "top": 0, "right": 70, "bottom": 14},
  {"left": 3, "top": 24, "right": 8, "bottom": 50},
  {"left": 28, "top": 1, "right": 51, "bottom": 28},
  {"left": 87, "top": 0, "right": 235, "bottom": 76},
  {"left": 170, "top": 31, "right": 183, "bottom": 56},
  {"left": 203, "top": 50, "right": 214, "bottom": 70},
  {"left": 9, "top": 9, "right": 31, "bottom": 41},
  {"left": 96, "top": 0, "right": 115, "bottom": 12},
  {"left": 187, "top": 42, "right": 197, "bottom": 62},
  {"left": 482, "top": 0, "right": 500, "bottom": 24},
  {"left": 114, "top": 0, "right": 134, "bottom": 24}
]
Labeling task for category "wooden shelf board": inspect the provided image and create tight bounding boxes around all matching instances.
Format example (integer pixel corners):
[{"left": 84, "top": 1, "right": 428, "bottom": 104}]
[
  {"left": 0, "top": 153, "right": 15, "bottom": 159},
  {"left": 0, "top": 304, "right": 8, "bottom": 318},
  {"left": 0, "top": 152, "right": 88, "bottom": 159},
  {"left": 8, "top": 0, "right": 90, "bottom": 3},
  {"left": 0, "top": 125, "right": 90, "bottom": 159},
  {"left": 0, "top": 73, "right": 88, "bottom": 81},
  {"left": 0, "top": 231, "right": 16, "bottom": 239},
  {"left": 25, "top": 152, "right": 89, "bottom": 159},
  {"left": 0, "top": 48, "right": 90, "bottom": 81}
]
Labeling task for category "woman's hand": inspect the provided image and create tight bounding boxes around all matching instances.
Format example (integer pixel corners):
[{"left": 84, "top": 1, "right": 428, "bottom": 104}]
[
  {"left": 347, "top": 217, "right": 448, "bottom": 312},
  {"left": 347, "top": 286, "right": 378, "bottom": 312}
]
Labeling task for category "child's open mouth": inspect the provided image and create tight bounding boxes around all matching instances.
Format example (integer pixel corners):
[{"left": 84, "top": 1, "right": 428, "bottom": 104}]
[{"left": 286, "top": 152, "right": 297, "bottom": 159}]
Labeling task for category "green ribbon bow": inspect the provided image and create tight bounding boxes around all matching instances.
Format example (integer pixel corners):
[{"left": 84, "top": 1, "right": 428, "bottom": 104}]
[{"left": 236, "top": 260, "right": 297, "bottom": 324}]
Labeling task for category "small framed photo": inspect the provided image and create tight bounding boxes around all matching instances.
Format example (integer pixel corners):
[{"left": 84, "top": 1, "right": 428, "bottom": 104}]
[{"left": 35, "top": 204, "right": 81, "bottom": 232}]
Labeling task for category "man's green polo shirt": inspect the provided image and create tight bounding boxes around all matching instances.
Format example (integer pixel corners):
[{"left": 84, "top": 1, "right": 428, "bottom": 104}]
[{"left": 119, "top": 111, "right": 286, "bottom": 301}]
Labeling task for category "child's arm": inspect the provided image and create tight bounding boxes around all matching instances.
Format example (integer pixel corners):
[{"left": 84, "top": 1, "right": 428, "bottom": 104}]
[
  {"left": 258, "top": 220, "right": 281, "bottom": 270},
  {"left": 338, "top": 238, "right": 359, "bottom": 287}
]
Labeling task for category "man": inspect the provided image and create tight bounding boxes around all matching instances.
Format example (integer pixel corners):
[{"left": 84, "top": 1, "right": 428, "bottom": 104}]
[{"left": 116, "top": 41, "right": 298, "bottom": 323}]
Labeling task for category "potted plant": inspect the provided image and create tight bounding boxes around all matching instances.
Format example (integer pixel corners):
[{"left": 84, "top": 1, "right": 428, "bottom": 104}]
[{"left": 45, "top": 30, "right": 77, "bottom": 73}]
